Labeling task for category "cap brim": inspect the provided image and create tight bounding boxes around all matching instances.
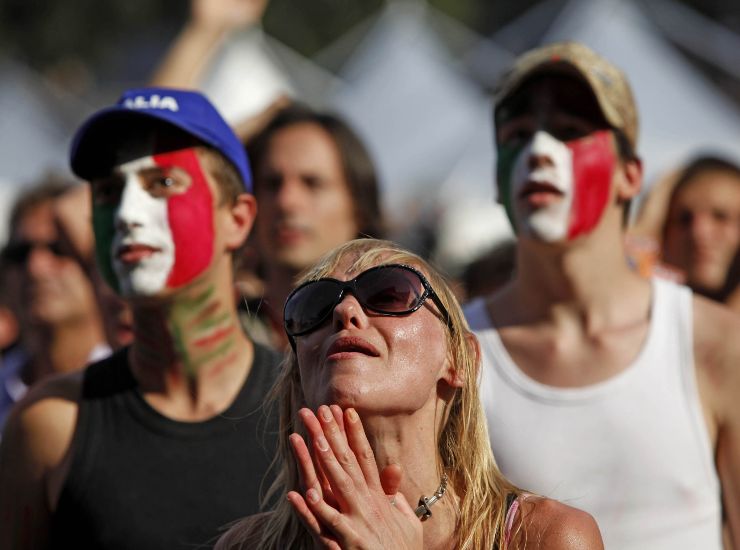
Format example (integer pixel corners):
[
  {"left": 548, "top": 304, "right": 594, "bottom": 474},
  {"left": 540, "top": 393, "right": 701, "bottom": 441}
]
[
  {"left": 70, "top": 107, "right": 200, "bottom": 181},
  {"left": 494, "top": 60, "right": 611, "bottom": 131},
  {"left": 496, "top": 60, "right": 589, "bottom": 106}
]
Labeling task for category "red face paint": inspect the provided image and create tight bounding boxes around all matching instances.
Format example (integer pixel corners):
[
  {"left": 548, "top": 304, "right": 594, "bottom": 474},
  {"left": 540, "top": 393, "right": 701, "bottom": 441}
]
[
  {"left": 566, "top": 130, "right": 615, "bottom": 239},
  {"left": 152, "top": 149, "right": 215, "bottom": 288}
]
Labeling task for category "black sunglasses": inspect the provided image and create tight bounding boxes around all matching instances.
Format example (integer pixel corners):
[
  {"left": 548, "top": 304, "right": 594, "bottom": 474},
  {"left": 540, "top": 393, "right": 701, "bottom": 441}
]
[
  {"left": 2, "top": 240, "right": 72, "bottom": 265},
  {"left": 283, "top": 264, "right": 451, "bottom": 346}
]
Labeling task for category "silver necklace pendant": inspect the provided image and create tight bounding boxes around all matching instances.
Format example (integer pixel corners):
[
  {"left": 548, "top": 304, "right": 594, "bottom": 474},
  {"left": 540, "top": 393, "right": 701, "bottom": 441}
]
[{"left": 414, "top": 473, "right": 448, "bottom": 521}]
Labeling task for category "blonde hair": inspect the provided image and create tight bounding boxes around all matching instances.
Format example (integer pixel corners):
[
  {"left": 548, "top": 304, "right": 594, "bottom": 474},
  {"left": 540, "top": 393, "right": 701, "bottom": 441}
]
[{"left": 224, "top": 239, "right": 520, "bottom": 549}]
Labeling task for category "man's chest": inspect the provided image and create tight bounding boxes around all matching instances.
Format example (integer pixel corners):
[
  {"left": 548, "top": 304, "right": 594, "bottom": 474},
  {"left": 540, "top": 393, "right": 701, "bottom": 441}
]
[{"left": 495, "top": 320, "right": 651, "bottom": 387}]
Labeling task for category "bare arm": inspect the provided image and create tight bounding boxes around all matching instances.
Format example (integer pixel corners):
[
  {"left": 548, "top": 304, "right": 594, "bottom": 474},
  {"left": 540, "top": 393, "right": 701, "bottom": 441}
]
[
  {"left": 0, "top": 376, "right": 80, "bottom": 549},
  {"left": 692, "top": 296, "right": 740, "bottom": 548},
  {"left": 512, "top": 497, "right": 604, "bottom": 550},
  {"left": 150, "top": 0, "right": 267, "bottom": 88}
]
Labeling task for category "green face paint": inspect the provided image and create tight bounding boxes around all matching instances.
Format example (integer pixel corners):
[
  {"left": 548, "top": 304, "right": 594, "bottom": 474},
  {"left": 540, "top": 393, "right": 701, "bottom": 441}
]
[
  {"left": 92, "top": 202, "right": 120, "bottom": 293},
  {"left": 168, "top": 285, "right": 236, "bottom": 379},
  {"left": 496, "top": 142, "right": 524, "bottom": 230}
]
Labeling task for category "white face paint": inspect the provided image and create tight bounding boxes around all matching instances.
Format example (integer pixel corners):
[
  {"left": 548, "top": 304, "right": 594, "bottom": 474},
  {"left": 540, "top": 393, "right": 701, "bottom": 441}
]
[
  {"left": 111, "top": 156, "right": 175, "bottom": 297},
  {"left": 510, "top": 131, "right": 574, "bottom": 242}
]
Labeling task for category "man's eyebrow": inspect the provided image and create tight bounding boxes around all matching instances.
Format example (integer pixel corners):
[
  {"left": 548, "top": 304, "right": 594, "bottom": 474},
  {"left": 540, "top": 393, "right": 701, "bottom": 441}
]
[{"left": 137, "top": 166, "right": 167, "bottom": 177}]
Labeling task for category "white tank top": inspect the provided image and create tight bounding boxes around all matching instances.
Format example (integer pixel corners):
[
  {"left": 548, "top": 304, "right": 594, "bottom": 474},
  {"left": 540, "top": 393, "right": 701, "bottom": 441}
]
[{"left": 465, "top": 278, "right": 721, "bottom": 550}]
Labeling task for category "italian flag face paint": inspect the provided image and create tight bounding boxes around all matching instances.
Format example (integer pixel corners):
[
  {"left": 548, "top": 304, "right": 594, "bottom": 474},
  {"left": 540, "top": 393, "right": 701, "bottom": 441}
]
[
  {"left": 496, "top": 129, "right": 615, "bottom": 242},
  {"left": 92, "top": 201, "right": 119, "bottom": 293},
  {"left": 566, "top": 131, "right": 615, "bottom": 238},
  {"left": 157, "top": 149, "right": 215, "bottom": 288},
  {"left": 92, "top": 148, "right": 215, "bottom": 297}
]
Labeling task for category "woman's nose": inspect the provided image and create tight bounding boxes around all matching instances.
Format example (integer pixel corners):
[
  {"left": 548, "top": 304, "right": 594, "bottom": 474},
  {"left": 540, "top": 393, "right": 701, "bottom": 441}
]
[{"left": 331, "top": 292, "right": 369, "bottom": 331}]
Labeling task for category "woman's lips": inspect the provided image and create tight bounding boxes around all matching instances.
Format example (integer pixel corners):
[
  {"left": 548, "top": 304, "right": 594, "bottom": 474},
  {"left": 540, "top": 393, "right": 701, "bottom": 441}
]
[
  {"left": 326, "top": 336, "right": 381, "bottom": 360},
  {"left": 117, "top": 243, "right": 161, "bottom": 264}
]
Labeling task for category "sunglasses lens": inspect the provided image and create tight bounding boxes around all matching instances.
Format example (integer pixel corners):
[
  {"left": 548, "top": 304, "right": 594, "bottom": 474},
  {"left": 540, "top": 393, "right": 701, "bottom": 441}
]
[
  {"left": 2, "top": 242, "right": 32, "bottom": 264},
  {"left": 284, "top": 266, "right": 431, "bottom": 339},
  {"left": 2, "top": 240, "right": 72, "bottom": 265},
  {"left": 357, "top": 267, "right": 423, "bottom": 313},
  {"left": 48, "top": 241, "right": 70, "bottom": 257},
  {"left": 284, "top": 280, "right": 341, "bottom": 336}
]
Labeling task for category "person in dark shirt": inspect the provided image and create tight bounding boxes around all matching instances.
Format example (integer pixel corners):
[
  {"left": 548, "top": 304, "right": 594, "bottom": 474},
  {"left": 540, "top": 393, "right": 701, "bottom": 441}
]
[{"left": 0, "top": 87, "right": 281, "bottom": 550}]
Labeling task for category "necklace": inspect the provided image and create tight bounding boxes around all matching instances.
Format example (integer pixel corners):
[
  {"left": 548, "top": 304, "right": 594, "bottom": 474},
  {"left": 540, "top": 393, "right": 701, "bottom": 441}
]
[{"left": 414, "top": 473, "right": 448, "bottom": 521}]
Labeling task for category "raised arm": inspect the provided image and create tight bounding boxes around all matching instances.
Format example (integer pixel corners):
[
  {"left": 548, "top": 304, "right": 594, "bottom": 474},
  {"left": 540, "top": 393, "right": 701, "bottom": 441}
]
[
  {"left": 150, "top": 0, "right": 268, "bottom": 88},
  {"left": 0, "top": 376, "right": 80, "bottom": 550}
]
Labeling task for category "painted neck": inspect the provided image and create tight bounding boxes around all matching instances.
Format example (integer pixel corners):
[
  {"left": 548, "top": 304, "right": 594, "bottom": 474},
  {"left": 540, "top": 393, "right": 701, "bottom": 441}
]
[{"left": 130, "top": 269, "right": 249, "bottom": 389}]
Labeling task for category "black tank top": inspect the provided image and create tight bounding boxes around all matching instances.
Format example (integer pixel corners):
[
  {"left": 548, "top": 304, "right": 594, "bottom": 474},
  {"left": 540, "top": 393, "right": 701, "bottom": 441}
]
[{"left": 50, "top": 343, "right": 281, "bottom": 549}]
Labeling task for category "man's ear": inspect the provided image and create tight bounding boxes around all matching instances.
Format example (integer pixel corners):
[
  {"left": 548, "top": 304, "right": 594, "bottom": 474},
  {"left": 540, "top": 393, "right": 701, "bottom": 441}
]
[
  {"left": 617, "top": 157, "right": 643, "bottom": 202},
  {"left": 224, "top": 194, "right": 257, "bottom": 251}
]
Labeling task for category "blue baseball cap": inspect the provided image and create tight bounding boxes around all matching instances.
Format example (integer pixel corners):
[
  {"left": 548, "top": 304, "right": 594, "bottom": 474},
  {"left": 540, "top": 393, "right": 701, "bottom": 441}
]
[{"left": 70, "top": 87, "right": 252, "bottom": 192}]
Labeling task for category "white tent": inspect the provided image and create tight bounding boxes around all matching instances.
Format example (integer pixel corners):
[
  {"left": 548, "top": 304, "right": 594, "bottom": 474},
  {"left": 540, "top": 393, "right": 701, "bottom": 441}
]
[
  {"left": 0, "top": 60, "right": 71, "bottom": 186},
  {"left": 325, "top": 1, "right": 491, "bottom": 223},
  {"left": 199, "top": 28, "right": 294, "bottom": 124},
  {"left": 198, "top": 27, "right": 344, "bottom": 124},
  {"left": 0, "top": 60, "right": 79, "bottom": 242}
]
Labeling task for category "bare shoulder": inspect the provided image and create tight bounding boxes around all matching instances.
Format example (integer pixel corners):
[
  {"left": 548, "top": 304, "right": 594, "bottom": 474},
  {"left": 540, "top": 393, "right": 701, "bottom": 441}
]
[
  {"left": 515, "top": 496, "right": 604, "bottom": 550},
  {"left": 2, "top": 370, "right": 83, "bottom": 469},
  {"left": 691, "top": 296, "right": 740, "bottom": 411},
  {"left": 692, "top": 294, "right": 740, "bottom": 353},
  {"left": 214, "top": 512, "right": 272, "bottom": 550},
  {"left": 0, "top": 371, "right": 84, "bottom": 549}
]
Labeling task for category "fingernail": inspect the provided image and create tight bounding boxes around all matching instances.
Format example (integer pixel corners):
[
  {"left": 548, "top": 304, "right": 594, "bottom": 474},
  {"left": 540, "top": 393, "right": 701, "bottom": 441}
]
[
  {"left": 347, "top": 408, "right": 358, "bottom": 423},
  {"left": 320, "top": 406, "right": 333, "bottom": 422},
  {"left": 316, "top": 436, "right": 329, "bottom": 451},
  {"left": 307, "top": 488, "right": 319, "bottom": 503}
]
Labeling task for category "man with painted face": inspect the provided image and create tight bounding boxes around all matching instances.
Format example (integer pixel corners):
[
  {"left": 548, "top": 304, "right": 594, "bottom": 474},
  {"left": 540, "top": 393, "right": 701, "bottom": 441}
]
[
  {"left": 0, "top": 88, "right": 282, "bottom": 549},
  {"left": 464, "top": 42, "right": 740, "bottom": 549}
]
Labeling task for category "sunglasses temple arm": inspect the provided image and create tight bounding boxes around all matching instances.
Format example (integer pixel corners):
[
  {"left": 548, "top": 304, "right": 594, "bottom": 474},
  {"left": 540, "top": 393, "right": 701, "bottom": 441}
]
[{"left": 430, "top": 293, "right": 452, "bottom": 327}]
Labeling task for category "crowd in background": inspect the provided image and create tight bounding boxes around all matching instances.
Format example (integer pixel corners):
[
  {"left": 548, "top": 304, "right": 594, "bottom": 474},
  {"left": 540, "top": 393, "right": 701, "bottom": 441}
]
[{"left": 1, "top": 0, "right": 738, "bottom": 423}]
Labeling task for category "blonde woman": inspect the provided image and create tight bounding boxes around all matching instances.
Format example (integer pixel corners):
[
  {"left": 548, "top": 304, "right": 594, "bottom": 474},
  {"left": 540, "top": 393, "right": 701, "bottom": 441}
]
[{"left": 218, "top": 239, "right": 602, "bottom": 549}]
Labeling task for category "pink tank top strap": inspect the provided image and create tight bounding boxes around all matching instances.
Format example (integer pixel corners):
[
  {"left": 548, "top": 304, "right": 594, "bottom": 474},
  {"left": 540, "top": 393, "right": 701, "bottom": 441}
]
[{"left": 504, "top": 493, "right": 532, "bottom": 546}]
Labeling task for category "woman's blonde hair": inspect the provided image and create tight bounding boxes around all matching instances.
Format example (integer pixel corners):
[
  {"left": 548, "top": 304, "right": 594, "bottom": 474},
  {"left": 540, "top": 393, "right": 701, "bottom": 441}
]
[{"left": 224, "top": 239, "right": 519, "bottom": 549}]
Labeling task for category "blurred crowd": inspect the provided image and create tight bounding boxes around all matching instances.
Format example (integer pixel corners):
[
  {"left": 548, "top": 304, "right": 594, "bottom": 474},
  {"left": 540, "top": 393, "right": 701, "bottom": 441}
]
[
  {"left": 1, "top": 1, "right": 738, "bottom": 427},
  {"left": 1, "top": 1, "right": 739, "bottom": 550}
]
